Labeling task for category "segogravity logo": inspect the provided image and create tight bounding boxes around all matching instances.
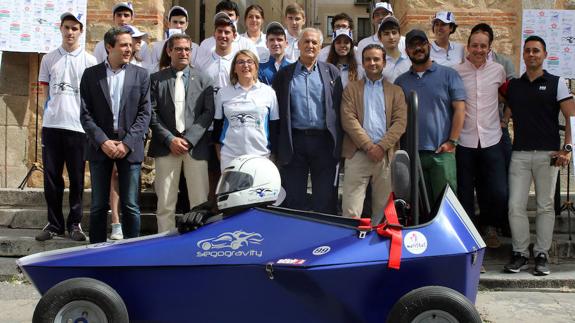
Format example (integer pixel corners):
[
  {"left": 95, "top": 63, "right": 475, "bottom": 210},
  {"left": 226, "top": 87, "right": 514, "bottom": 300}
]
[{"left": 196, "top": 230, "right": 264, "bottom": 258}]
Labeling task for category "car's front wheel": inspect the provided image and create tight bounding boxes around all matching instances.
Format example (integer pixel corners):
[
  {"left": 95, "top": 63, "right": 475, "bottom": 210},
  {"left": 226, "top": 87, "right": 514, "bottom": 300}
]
[
  {"left": 32, "top": 277, "right": 129, "bottom": 323},
  {"left": 387, "top": 286, "right": 481, "bottom": 323}
]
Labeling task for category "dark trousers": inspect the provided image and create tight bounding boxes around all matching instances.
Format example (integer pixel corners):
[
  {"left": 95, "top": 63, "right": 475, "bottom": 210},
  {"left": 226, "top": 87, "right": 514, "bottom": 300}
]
[
  {"left": 280, "top": 130, "right": 339, "bottom": 214},
  {"left": 42, "top": 127, "right": 86, "bottom": 234},
  {"left": 456, "top": 141, "right": 508, "bottom": 227},
  {"left": 89, "top": 158, "right": 141, "bottom": 243}
]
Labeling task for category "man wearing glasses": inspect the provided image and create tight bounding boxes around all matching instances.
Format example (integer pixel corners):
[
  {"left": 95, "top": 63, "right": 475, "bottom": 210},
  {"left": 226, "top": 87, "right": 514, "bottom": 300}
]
[
  {"left": 148, "top": 34, "right": 215, "bottom": 233},
  {"left": 394, "top": 29, "right": 466, "bottom": 205}
]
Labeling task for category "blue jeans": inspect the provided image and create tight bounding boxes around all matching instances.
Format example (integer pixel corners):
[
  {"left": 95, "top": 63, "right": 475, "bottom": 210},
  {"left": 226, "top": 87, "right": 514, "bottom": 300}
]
[{"left": 89, "top": 159, "right": 141, "bottom": 243}]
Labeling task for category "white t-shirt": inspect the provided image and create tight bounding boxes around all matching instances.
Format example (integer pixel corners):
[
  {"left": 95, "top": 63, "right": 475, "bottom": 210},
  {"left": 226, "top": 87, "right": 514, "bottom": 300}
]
[
  {"left": 430, "top": 41, "right": 465, "bottom": 67},
  {"left": 39, "top": 46, "right": 97, "bottom": 133},
  {"left": 93, "top": 39, "right": 148, "bottom": 64},
  {"left": 318, "top": 45, "right": 359, "bottom": 63},
  {"left": 382, "top": 52, "right": 412, "bottom": 83},
  {"left": 142, "top": 39, "right": 200, "bottom": 73},
  {"left": 199, "top": 36, "right": 260, "bottom": 61},
  {"left": 356, "top": 33, "right": 406, "bottom": 65},
  {"left": 240, "top": 32, "right": 269, "bottom": 63},
  {"left": 215, "top": 81, "right": 279, "bottom": 168},
  {"left": 285, "top": 31, "right": 300, "bottom": 62},
  {"left": 194, "top": 49, "right": 234, "bottom": 90}
]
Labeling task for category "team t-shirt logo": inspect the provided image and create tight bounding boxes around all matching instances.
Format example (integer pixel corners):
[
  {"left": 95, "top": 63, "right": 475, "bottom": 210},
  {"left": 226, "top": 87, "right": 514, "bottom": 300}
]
[
  {"left": 230, "top": 113, "right": 260, "bottom": 128},
  {"left": 53, "top": 82, "right": 78, "bottom": 94}
]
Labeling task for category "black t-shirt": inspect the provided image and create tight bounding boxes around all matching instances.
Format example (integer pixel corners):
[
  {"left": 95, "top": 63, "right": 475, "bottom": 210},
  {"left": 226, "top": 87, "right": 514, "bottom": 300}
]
[{"left": 507, "top": 71, "right": 567, "bottom": 151}]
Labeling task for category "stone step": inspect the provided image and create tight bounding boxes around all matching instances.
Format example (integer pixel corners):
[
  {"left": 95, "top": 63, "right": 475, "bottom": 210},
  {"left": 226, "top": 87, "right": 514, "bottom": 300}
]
[{"left": 0, "top": 188, "right": 158, "bottom": 210}]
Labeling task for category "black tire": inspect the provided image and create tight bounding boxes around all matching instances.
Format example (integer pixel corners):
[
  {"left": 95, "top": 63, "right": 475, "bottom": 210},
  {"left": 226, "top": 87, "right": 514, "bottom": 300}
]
[
  {"left": 387, "top": 286, "right": 481, "bottom": 323},
  {"left": 32, "top": 277, "right": 129, "bottom": 323}
]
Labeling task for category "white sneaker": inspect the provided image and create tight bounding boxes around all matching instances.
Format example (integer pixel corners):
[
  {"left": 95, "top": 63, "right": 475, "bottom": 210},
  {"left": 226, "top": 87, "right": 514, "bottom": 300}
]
[{"left": 110, "top": 223, "right": 124, "bottom": 240}]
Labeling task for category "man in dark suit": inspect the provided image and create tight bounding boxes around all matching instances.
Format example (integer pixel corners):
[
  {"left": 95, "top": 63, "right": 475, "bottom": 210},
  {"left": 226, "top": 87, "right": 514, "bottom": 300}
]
[
  {"left": 80, "top": 27, "right": 151, "bottom": 243},
  {"left": 148, "top": 34, "right": 215, "bottom": 233},
  {"left": 272, "top": 27, "right": 343, "bottom": 214}
]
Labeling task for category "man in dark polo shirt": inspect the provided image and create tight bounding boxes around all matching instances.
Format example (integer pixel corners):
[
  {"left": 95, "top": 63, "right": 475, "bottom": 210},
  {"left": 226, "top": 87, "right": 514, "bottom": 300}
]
[{"left": 504, "top": 35, "right": 575, "bottom": 276}]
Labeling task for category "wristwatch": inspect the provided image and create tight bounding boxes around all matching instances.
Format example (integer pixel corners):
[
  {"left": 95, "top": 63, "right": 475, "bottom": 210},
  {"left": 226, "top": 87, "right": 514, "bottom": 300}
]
[
  {"left": 448, "top": 138, "right": 459, "bottom": 147},
  {"left": 563, "top": 144, "right": 573, "bottom": 152}
]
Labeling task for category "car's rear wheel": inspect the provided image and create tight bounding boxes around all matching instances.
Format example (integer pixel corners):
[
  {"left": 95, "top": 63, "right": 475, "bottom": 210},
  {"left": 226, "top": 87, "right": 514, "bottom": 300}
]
[
  {"left": 386, "top": 286, "right": 481, "bottom": 323},
  {"left": 32, "top": 277, "right": 129, "bottom": 323}
]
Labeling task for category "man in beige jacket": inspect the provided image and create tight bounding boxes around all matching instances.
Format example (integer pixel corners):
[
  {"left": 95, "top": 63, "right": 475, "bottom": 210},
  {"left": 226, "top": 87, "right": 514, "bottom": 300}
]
[{"left": 341, "top": 44, "right": 407, "bottom": 219}]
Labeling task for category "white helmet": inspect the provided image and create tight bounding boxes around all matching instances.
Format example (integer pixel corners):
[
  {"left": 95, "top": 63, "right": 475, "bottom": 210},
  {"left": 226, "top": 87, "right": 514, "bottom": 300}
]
[{"left": 216, "top": 155, "right": 281, "bottom": 212}]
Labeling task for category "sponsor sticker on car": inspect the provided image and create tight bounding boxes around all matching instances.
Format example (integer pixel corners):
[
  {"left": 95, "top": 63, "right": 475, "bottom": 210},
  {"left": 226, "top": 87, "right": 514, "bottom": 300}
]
[
  {"left": 404, "top": 231, "right": 428, "bottom": 255},
  {"left": 196, "top": 230, "right": 264, "bottom": 258}
]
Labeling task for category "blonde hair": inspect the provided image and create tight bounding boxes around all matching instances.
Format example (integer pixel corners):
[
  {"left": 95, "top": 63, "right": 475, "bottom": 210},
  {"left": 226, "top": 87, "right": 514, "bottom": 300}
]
[{"left": 230, "top": 50, "right": 260, "bottom": 85}]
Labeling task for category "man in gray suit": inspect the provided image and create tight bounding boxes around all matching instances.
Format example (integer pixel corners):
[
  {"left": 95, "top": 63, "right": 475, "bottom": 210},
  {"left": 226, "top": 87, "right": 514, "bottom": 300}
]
[
  {"left": 80, "top": 27, "right": 151, "bottom": 243},
  {"left": 148, "top": 34, "right": 215, "bottom": 233}
]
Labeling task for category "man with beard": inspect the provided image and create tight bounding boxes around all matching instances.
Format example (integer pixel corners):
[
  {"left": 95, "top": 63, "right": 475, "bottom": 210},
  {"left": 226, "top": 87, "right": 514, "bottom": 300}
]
[{"left": 395, "top": 29, "right": 466, "bottom": 205}]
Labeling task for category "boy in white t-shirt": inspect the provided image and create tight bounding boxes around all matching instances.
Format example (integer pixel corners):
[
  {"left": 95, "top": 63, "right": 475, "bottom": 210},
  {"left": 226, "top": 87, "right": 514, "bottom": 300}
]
[{"left": 35, "top": 12, "right": 96, "bottom": 242}]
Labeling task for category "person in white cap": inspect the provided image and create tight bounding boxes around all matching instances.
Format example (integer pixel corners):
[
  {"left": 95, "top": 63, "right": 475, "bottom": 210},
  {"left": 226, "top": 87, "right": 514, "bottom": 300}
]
[
  {"left": 93, "top": 2, "right": 147, "bottom": 64},
  {"left": 199, "top": 1, "right": 259, "bottom": 60},
  {"left": 258, "top": 21, "right": 291, "bottom": 85},
  {"left": 430, "top": 11, "right": 465, "bottom": 66},
  {"left": 124, "top": 25, "right": 147, "bottom": 66},
  {"left": 325, "top": 28, "right": 362, "bottom": 88},
  {"left": 143, "top": 5, "right": 200, "bottom": 73},
  {"left": 241, "top": 4, "right": 269, "bottom": 62},
  {"left": 35, "top": 12, "right": 96, "bottom": 242},
  {"left": 318, "top": 12, "right": 356, "bottom": 63},
  {"left": 356, "top": 1, "right": 405, "bottom": 65},
  {"left": 378, "top": 16, "right": 411, "bottom": 82}
]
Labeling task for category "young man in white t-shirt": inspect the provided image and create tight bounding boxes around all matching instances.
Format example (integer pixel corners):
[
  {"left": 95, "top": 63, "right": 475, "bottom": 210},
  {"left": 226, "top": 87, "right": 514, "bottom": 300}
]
[
  {"left": 35, "top": 12, "right": 97, "bottom": 242},
  {"left": 142, "top": 5, "right": 200, "bottom": 73},
  {"left": 199, "top": 1, "right": 260, "bottom": 61},
  {"left": 93, "top": 2, "right": 147, "bottom": 63}
]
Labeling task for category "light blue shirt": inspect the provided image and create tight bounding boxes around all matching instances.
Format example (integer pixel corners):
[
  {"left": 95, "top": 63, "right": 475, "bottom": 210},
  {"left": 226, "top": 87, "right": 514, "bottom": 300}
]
[
  {"left": 363, "top": 76, "right": 387, "bottom": 143},
  {"left": 105, "top": 59, "right": 127, "bottom": 131},
  {"left": 289, "top": 61, "right": 326, "bottom": 129}
]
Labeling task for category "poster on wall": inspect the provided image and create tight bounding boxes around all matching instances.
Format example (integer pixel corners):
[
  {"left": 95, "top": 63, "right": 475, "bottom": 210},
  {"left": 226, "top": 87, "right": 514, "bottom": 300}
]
[
  {"left": 521, "top": 9, "right": 575, "bottom": 79},
  {"left": 0, "top": 0, "right": 88, "bottom": 53}
]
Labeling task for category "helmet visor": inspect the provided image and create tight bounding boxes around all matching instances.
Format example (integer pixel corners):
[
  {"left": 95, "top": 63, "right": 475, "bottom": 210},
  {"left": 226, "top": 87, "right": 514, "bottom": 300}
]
[{"left": 216, "top": 171, "right": 254, "bottom": 196}]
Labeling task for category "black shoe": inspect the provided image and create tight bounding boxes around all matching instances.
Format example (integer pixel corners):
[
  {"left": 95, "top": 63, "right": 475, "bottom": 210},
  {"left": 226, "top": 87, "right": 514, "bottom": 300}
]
[
  {"left": 504, "top": 252, "right": 529, "bottom": 273},
  {"left": 533, "top": 253, "right": 551, "bottom": 276},
  {"left": 69, "top": 224, "right": 87, "bottom": 242},
  {"left": 35, "top": 229, "right": 59, "bottom": 241}
]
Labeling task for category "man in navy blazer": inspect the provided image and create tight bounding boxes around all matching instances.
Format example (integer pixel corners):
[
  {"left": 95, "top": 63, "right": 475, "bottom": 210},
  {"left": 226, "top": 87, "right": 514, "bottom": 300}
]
[
  {"left": 80, "top": 27, "right": 151, "bottom": 243},
  {"left": 272, "top": 28, "right": 343, "bottom": 214}
]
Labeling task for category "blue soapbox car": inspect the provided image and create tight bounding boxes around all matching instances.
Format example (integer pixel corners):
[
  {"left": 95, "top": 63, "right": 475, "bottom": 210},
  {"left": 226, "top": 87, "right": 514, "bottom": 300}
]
[{"left": 17, "top": 94, "right": 485, "bottom": 323}]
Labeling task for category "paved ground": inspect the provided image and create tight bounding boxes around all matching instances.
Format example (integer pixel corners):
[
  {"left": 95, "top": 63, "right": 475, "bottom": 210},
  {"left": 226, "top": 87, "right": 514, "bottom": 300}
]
[{"left": 1, "top": 281, "right": 573, "bottom": 323}]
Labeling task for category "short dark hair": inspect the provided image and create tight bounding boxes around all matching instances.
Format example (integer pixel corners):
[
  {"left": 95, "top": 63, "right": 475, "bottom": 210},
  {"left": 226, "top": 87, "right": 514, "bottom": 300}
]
[
  {"left": 362, "top": 43, "right": 386, "bottom": 61},
  {"left": 331, "top": 13, "right": 353, "bottom": 30},
  {"left": 266, "top": 27, "right": 286, "bottom": 39},
  {"left": 169, "top": 8, "right": 188, "bottom": 21},
  {"left": 104, "top": 27, "right": 132, "bottom": 51},
  {"left": 167, "top": 33, "right": 192, "bottom": 49},
  {"left": 378, "top": 21, "right": 400, "bottom": 35},
  {"left": 215, "top": 17, "right": 237, "bottom": 33},
  {"left": 524, "top": 35, "right": 547, "bottom": 52},
  {"left": 216, "top": 1, "right": 240, "bottom": 17},
  {"left": 469, "top": 23, "right": 494, "bottom": 45},
  {"left": 60, "top": 17, "right": 83, "bottom": 31}
]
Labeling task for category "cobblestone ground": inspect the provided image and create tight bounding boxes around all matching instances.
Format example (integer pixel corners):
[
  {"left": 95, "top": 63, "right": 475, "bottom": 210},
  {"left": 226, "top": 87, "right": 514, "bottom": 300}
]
[{"left": 0, "top": 281, "right": 574, "bottom": 323}]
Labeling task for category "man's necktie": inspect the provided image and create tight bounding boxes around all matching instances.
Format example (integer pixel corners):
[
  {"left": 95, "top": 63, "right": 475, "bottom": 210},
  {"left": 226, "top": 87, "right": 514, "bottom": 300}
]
[{"left": 174, "top": 71, "right": 185, "bottom": 133}]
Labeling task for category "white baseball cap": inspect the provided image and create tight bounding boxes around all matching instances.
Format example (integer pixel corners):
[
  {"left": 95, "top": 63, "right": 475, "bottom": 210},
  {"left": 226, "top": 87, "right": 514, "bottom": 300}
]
[
  {"left": 112, "top": 2, "right": 134, "bottom": 15},
  {"left": 60, "top": 12, "right": 85, "bottom": 26},
  {"left": 124, "top": 25, "right": 147, "bottom": 38},
  {"left": 433, "top": 11, "right": 456, "bottom": 24},
  {"left": 332, "top": 28, "right": 353, "bottom": 43},
  {"left": 373, "top": 2, "right": 394, "bottom": 15}
]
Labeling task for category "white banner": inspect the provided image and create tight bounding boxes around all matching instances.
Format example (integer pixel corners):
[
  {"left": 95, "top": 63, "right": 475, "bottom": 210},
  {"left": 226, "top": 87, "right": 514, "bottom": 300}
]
[
  {"left": 0, "top": 0, "right": 88, "bottom": 53},
  {"left": 521, "top": 9, "right": 575, "bottom": 79}
]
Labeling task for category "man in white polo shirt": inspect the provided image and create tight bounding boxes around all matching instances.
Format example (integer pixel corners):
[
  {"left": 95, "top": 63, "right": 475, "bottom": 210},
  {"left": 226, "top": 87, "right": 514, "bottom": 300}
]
[
  {"left": 35, "top": 12, "right": 97, "bottom": 242},
  {"left": 199, "top": 1, "right": 259, "bottom": 60},
  {"left": 195, "top": 12, "right": 237, "bottom": 90},
  {"left": 356, "top": 2, "right": 406, "bottom": 65}
]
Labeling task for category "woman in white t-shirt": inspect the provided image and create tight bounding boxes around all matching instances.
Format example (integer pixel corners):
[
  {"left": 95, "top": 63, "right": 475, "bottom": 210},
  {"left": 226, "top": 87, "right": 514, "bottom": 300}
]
[
  {"left": 326, "top": 28, "right": 363, "bottom": 89},
  {"left": 213, "top": 50, "right": 279, "bottom": 171},
  {"left": 240, "top": 5, "right": 269, "bottom": 62}
]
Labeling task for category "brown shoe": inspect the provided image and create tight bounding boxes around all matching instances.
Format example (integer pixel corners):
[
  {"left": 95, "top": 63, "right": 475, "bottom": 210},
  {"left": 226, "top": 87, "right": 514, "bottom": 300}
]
[{"left": 485, "top": 226, "right": 501, "bottom": 249}]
